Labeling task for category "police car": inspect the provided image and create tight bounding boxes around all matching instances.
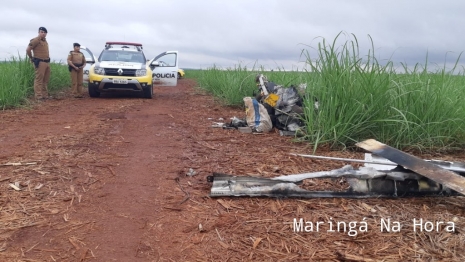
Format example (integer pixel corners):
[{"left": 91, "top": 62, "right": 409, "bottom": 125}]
[{"left": 86, "top": 42, "right": 178, "bottom": 98}]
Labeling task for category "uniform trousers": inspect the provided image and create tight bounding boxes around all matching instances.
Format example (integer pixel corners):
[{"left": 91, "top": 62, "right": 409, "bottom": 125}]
[
  {"left": 34, "top": 61, "right": 51, "bottom": 99},
  {"left": 70, "top": 68, "right": 84, "bottom": 96}
]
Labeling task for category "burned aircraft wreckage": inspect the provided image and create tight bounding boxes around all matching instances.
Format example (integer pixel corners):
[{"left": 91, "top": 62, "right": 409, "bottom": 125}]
[
  {"left": 223, "top": 74, "right": 310, "bottom": 134},
  {"left": 209, "top": 75, "right": 465, "bottom": 198},
  {"left": 207, "top": 139, "right": 465, "bottom": 198}
]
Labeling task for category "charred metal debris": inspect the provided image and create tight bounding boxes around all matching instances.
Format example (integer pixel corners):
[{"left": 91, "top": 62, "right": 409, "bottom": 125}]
[
  {"left": 214, "top": 74, "right": 310, "bottom": 135},
  {"left": 207, "top": 139, "right": 465, "bottom": 198}
]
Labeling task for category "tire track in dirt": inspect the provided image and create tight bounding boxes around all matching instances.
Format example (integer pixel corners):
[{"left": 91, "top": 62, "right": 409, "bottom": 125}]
[
  {"left": 73, "top": 87, "right": 192, "bottom": 261},
  {"left": 0, "top": 83, "right": 195, "bottom": 261}
]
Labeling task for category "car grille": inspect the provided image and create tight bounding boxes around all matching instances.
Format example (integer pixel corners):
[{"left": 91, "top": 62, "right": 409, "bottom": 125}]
[
  {"left": 104, "top": 68, "right": 137, "bottom": 76},
  {"left": 102, "top": 83, "right": 140, "bottom": 90}
]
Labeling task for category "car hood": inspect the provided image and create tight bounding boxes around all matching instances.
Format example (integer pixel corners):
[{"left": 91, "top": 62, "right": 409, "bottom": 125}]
[{"left": 98, "top": 61, "right": 145, "bottom": 69}]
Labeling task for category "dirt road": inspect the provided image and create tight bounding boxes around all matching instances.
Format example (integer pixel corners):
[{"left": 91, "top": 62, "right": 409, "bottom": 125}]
[{"left": 1, "top": 79, "right": 464, "bottom": 261}]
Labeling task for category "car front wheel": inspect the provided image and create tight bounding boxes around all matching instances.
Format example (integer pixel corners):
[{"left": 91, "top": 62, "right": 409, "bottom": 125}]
[
  {"left": 143, "top": 85, "right": 153, "bottom": 99},
  {"left": 88, "top": 84, "right": 100, "bottom": 98}
]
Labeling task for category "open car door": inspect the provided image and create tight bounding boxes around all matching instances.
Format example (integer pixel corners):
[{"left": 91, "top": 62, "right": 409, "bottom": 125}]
[
  {"left": 149, "top": 51, "right": 178, "bottom": 86},
  {"left": 79, "top": 46, "right": 97, "bottom": 82}
]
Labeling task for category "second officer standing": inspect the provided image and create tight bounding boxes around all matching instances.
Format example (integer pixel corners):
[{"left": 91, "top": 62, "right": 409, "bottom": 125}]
[{"left": 67, "top": 43, "right": 86, "bottom": 98}]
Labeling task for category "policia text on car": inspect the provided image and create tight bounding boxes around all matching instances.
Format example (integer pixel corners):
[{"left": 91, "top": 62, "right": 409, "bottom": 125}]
[{"left": 26, "top": 26, "right": 51, "bottom": 101}]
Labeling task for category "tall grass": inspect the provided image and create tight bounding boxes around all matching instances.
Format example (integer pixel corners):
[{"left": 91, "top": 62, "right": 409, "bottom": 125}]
[
  {"left": 0, "top": 55, "right": 34, "bottom": 108},
  {"left": 0, "top": 55, "right": 70, "bottom": 109},
  {"left": 49, "top": 61, "right": 72, "bottom": 93},
  {"left": 191, "top": 33, "right": 465, "bottom": 152},
  {"left": 301, "top": 33, "right": 397, "bottom": 150},
  {"left": 302, "top": 32, "right": 465, "bottom": 151},
  {"left": 190, "top": 64, "right": 308, "bottom": 106}
]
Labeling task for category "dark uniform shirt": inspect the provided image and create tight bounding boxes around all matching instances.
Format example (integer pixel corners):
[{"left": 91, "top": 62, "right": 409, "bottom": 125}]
[
  {"left": 67, "top": 51, "right": 86, "bottom": 66},
  {"left": 29, "top": 36, "right": 49, "bottom": 60}
]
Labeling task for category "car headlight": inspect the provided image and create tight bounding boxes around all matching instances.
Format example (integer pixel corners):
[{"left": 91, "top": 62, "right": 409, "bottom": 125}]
[
  {"left": 94, "top": 66, "right": 105, "bottom": 75},
  {"left": 136, "top": 69, "right": 147, "bottom": 77}
]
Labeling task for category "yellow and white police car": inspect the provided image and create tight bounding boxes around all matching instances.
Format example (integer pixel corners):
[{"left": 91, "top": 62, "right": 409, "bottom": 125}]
[{"left": 87, "top": 42, "right": 178, "bottom": 98}]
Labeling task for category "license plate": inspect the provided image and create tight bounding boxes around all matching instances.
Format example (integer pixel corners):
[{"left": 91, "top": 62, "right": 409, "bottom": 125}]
[{"left": 113, "top": 79, "right": 128, "bottom": 84}]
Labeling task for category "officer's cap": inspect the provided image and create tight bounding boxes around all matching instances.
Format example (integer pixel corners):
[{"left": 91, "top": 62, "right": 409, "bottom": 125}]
[
  {"left": 73, "top": 43, "right": 81, "bottom": 47},
  {"left": 38, "top": 27, "right": 47, "bottom": 33}
]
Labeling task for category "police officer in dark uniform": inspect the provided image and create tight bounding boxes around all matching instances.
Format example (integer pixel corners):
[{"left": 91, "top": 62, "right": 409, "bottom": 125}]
[
  {"left": 67, "top": 43, "right": 86, "bottom": 98},
  {"left": 26, "top": 27, "right": 50, "bottom": 101}
]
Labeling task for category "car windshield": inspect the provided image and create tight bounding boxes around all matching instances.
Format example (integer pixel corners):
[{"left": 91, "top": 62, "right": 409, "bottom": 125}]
[{"left": 100, "top": 50, "right": 145, "bottom": 63}]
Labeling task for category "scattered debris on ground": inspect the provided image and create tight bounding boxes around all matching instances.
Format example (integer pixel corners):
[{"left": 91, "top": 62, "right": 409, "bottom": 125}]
[
  {"left": 208, "top": 139, "right": 465, "bottom": 198},
  {"left": 1, "top": 80, "right": 464, "bottom": 261},
  {"left": 212, "top": 74, "right": 309, "bottom": 136}
]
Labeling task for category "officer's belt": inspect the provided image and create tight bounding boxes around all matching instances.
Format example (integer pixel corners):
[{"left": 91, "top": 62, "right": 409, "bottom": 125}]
[{"left": 33, "top": 58, "right": 50, "bottom": 63}]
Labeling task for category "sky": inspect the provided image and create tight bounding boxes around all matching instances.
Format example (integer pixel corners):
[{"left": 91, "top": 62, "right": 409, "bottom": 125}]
[{"left": 1, "top": 0, "right": 465, "bottom": 71}]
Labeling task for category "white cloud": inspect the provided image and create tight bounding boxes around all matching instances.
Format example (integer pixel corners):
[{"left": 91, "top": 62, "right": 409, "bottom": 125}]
[{"left": 1, "top": 0, "right": 465, "bottom": 71}]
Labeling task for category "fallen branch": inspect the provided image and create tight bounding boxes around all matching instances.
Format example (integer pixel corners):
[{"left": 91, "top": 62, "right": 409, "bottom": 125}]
[
  {"left": 1, "top": 162, "right": 38, "bottom": 167},
  {"left": 163, "top": 206, "right": 183, "bottom": 211},
  {"left": 175, "top": 177, "right": 190, "bottom": 204},
  {"left": 107, "top": 166, "right": 116, "bottom": 176},
  {"left": 69, "top": 238, "right": 80, "bottom": 250},
  {"left": 24, "top": 242, "right": 40, "bottom": 253},
  {"left": 79, "top": 248, "right": 89, "bottom": 262}
]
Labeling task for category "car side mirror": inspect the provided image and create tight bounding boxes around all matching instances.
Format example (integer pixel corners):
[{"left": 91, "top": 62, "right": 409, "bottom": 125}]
[{"left": 150, "top": 61, "right": 160, "bottom": 66}]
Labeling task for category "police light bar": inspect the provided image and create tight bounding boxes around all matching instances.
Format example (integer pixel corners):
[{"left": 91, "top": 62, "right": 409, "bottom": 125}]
[
  {"left": 105, "top": 42, "right": 143, "bottom": 50},
  {"left": 105, "top": 42, "right": 142, "bottom": 46}
]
